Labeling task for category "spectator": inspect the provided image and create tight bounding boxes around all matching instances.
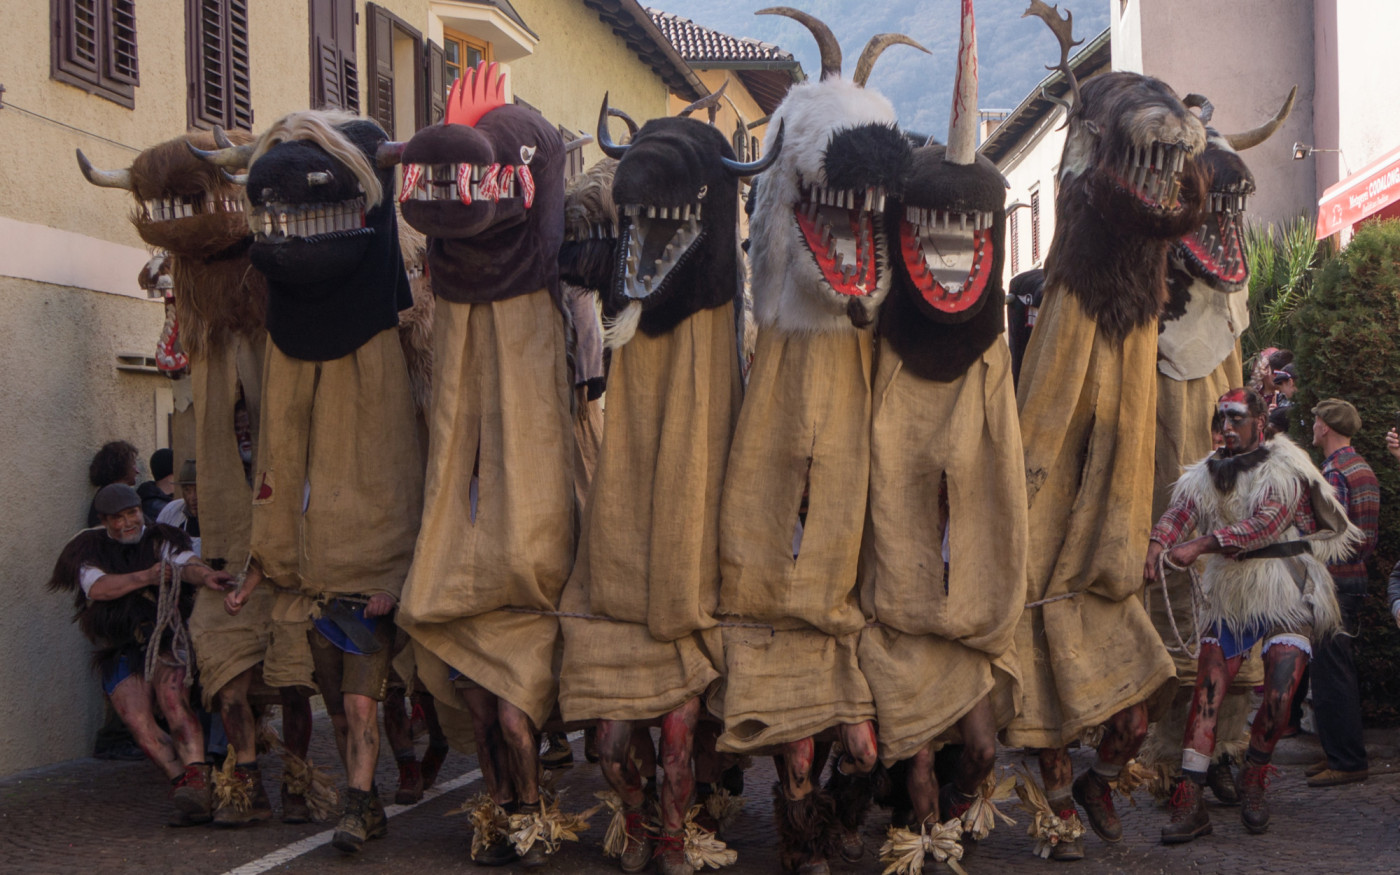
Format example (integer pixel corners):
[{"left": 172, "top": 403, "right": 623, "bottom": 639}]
[
  {"left": 1307, "top": 399, "right": 1380, "bottom": 787},
  {"left": 138, "top": 448, "right": 175, "bottom": 520},
  {"left": 1007, "top": 268, "right": 1045, "bottom": 389},
  {"left": 156, "top": 460, "right": 200, "bottom": 556},
  {"left": 1271, "top": 363, "right": 1298, "bottom": 410},
  {"left": 86, "top": 440, "right": 139, "bottom": 527},
  {"left": 1266, "top": 405, "right": 1292, "bottom": 439}
]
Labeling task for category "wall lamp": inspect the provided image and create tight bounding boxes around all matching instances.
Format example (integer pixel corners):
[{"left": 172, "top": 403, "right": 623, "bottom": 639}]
[{"left": 1293, "top": 142, "right": 1349, "bottom": 173}]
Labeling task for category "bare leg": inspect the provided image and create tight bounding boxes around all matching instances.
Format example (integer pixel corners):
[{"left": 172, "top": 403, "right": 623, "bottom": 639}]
[
  {"left": 778, "top": 737, "right": 817, "bottom": 800},
  {"left": 952, "top": 696, "right": 998, "bottom": 796},
  {"left": 281, "top": 686, "right": 313, "bottom": 760},
  {"left": 151, "top": 661, "right": 206, "bottom": 767},
  {"left": 907, "top": 743, "right": 939, "bottom": 824},
  {"left": 1249, "top": 643, "right": 1308, "bottom": 757},
  {"left": 109, "top": 676, "right": 181, "bottom": 779},
  {"left": 383, "top": 688, "right": 414, "bottom": 758},
  {"left": 343, "top": 692, "right": 380, "bottom": 793},
  {"left": 1036, "top": 747, "right": 1073, "bottom": 798},
  {"left": 497, "top": 699, "right": 541, "bottom": 806},
  {"left": 659, "top": 699, "right": 701, "bottom": 833},
  {"left": 1182, "top": 642, "right": 1244, "bottom": 761},
  {"left": 631, "top": 725, "right": 657, "bottom": 785},
  {"left": 459, "top": 685, "right": 512, "bottom": 806},
  {"left": 216, "top": 669, "right": 257, "bottom": 764},
  {"left": 597, "top": 718, "right": 646, "bottom": 808},
  {"left": 1098, "top": 702, "right": 1150, "bottom": 766}
]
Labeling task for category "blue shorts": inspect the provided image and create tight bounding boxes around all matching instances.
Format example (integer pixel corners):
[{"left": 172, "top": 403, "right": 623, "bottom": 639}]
[
  {"left": 101, "top": 654, "right": 136, "bottom": 696},
  {"left": 311, "top": 600, "right": 390, "bottom": 655},
  {"left": 1205, "top": 619, "right": 1313, "bottom": 660}
]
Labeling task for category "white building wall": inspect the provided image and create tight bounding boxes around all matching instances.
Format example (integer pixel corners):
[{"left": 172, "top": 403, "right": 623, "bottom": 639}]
[{"left": 1000, "top": 111, "right": 1067, "bottom": 290}]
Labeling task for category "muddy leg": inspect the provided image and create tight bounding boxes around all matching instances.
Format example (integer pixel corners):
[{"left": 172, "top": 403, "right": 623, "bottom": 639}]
[{"left": 659, "top": 699, "right": 701, "bottom": 833}]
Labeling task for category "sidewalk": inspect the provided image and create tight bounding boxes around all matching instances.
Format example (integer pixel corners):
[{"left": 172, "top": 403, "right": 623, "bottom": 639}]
[{"left": 3, "top": 714, "right": 1399, "bottom": 874}]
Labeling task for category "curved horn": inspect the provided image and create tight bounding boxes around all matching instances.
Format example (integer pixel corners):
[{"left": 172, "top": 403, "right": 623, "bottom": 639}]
[
  {"left": 1182, "top": 93, "right": 1214, "bottom": 125},
  {"left": 186, "top": 140, "right": 255, "bottom": 168},
  {"left": 946, "top": 0, "right": 979, "bottom": 165},
  {"left": 608, "top": 106, "right": 640, "bottom": 137},
  {"left": 722, "top": 120, "right": 785, "bottom": 177},
  {"left": 213, "top": 126, "right": 236, "bottom": 149},
  {"left": 678, "top": 79, "right": 729, "bottom": 121},
  {"left": 1225, "top": 85, "right": 1298, "bottom": 151},
  {"left": 221, "top": 168, "right": 248, "bottom": 186},
  {"left": 75, "top": 149, "right": 133, "bottom": 190},
  {"left": 563, "top": 133, "right": 595, "bottom": 152},
  {"left": 852, "top": 34, "right": 929, "bottom": 88},
  {"left": 758, "top": 7, "right": 841, "bottom": 81},
  {"left": 597, "top": 93, "right": 629, "bottom": 160},
  {"left": 376, "top": 141, "right": 406, "bottom": 168}
]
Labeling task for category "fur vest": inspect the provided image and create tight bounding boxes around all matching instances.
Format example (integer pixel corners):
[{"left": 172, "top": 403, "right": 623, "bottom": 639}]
[{"left": 1170, "top": 436, "right": 1357, "bottom": 636}]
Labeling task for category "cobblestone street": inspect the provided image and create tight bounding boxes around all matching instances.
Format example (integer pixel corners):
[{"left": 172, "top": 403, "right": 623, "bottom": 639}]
[{"left": 4, "top": 710, "right": 1400, "bottom": 874}]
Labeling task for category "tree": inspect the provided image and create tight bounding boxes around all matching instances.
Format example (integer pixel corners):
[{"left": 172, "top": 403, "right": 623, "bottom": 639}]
[{"left": 1242, "top": 214, "right": 1332, "bottom": 355}]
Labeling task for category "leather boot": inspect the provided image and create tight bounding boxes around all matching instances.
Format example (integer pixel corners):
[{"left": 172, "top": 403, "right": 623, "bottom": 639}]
[
  {"left": 1206, "top": 757, "right": 1240, "bottom": 806},
  {"left": 1238, "top": 761, "right": 1276, "bottom": 834},
  {"left": 540, "top": 732, "right": 574, "bottom": 769},
  {"left": 395, "top": 756, "right": 424, "bottom": 804},
  {"left": 170, "top": 762, "right": 214, "bottom": 826},
  {"left": 1160, "top": 778, "right": 1212, "bottom": 844},
  {"left": 655, "top": 830, "right": 690, "bottom": 875},
  {"left": 280, "top": 780, "right": 311, "bottom": 824},
  {"left": 332, "top": 787, "right": 387, "bottom": 853},
  {"left": 1072, "top": 769, "right": 1122, "bottom": 842},
  {"left": 619, "top": 806, "right": 653, "bottom": 873},
  {"left": 214, "top": 765, "right": 273, "bottom": 826}
]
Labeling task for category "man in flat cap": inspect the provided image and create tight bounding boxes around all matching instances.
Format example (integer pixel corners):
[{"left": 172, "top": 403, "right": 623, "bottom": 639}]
[
  {"left": 1307, "top": 398, "right": 1379, "bottom": 787},
  {"left": 47, "top": 483, "right": 233, "bottom": 825}
]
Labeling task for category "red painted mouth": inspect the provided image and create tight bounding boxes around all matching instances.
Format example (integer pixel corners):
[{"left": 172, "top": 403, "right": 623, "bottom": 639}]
[
  {"left": 793, "top": 183, "right": 888, "bottom": 297},
  {"left": 1181, "top": 192, "right": 1249, "bottom": 289},
  {"left": 898, "top": 206, "right": 994, "bottom": 314}
]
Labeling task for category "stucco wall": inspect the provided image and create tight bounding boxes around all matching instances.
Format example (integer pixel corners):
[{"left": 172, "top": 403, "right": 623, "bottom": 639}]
[
  {"left": 1136, "top": 0, "right": 1317, "bottom": 230},
  {"left": 999, "top": 113, "right": 1066, "bottom": 290},
  {"left": 1325, "top": 0, "right": 1400, "bottom": 195},
  {"left": 0, "top": 277, "right": 167, "bottom": 774}
]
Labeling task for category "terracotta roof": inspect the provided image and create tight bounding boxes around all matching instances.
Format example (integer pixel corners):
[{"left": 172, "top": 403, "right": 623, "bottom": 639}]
[
  {"left": 580, "top": 0, "right": 707, "bottom": 101},
  {"left": 647, "top": 9, "right": 794, "bottom": 65}
]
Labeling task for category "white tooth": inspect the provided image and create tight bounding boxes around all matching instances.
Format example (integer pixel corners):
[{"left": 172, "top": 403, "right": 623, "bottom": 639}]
[
  {"left": 864, "top": 189, "right": 874, "bottom": 211},
  {"left": 878, "top": 194, "right": 886, "bottom": 212},
  {"left": 647, "top": 206, "right": 657, "bottom": 218}
]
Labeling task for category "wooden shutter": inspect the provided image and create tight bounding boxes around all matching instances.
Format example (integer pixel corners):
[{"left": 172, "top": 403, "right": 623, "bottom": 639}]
[
  {"left": 309, "top": 0, "right": 357, "bottom": 113},
  {"left": 424, "top": 40, "right": 446, "bottom": 126},
  {"left": 366, "top": 3, "right": 395, "bottom": 137},
  {"left": 52, "top": 0, "right": 136, "bottom": 106},
  {"left": 188, "top": 0, "right": 252, "bottom": 130},
  {"left": 65, "top": 0, "right": 102, "bottom": 76},
  {"left": 105, "top": 0, "right": 138, "bottom": 85},
  {"left": 1030, "top": 189, "right": 1041, "bottom": 264},
  {"left": 228, "top": 0, "right": 252, "bottom": 129}
]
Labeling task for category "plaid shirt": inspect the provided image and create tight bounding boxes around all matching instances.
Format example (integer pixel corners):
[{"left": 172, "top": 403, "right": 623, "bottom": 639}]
[
  {"left": 1323, "top": 445, "right": 1380, "bottom": 584},
  {"left": 1151, "top": 478, "right": 1317, "bottom": 553}
]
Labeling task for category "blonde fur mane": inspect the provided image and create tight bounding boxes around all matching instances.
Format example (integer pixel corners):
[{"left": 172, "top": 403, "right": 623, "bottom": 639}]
[{"left": 249, "top": 110, "right": 383, "bottom": 208}]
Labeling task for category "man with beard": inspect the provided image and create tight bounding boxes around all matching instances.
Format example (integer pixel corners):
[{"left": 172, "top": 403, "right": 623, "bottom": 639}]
[
  {"left": 1146, "top": 388, "right": 1359, "bottom": 842},
  {"left": 49, "top": 483, "right": 234, "bottom": 825}
]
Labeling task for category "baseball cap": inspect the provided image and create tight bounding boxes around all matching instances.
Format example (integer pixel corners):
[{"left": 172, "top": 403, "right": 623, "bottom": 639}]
[{"left": 93, "top": 483, "right": 141, "bottom": 515}]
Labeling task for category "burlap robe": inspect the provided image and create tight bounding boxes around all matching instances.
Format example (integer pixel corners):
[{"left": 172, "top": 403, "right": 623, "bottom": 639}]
[
  {"left": 1004, "top": 288, "right": 1176, "bottom": 749},
  {"left": 858, "top": 340, "right": 1025, "bottom": 765},
  {"left": 186, "top": 334, "right": 268, "bottom": 705},
  {"left": 714, "top": 328, "right": 875, "bottom": 753},
  {"left": 559, "top": 305, "right": 740, "bottom": 722},
  {"left": 397, "top": 290, "right": 575, "bottom": 728}
]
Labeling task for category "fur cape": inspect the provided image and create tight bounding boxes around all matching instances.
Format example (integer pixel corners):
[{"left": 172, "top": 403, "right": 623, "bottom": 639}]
[{"left": 1168, "top": 435, "right": 1358, "bottom": 636}]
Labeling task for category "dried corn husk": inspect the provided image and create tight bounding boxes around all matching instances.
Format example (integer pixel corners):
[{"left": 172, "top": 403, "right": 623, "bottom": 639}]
[
  {"left": 1078, "top": 724, "right": 1105, "bottom": 749},
  {"left": 878, "top": 819, "right": 967, "bottom": 875},
  {"left": 508, "top": 795, "right": 601, "bottom": 857},
  {"left": 255, "top": 709, "right": 283, "bottom": 756},
  {"left": 1111, "top": 759, "right": 1173, "bottom": 807},
  {"left": 960, "top": 770, "right": 1017, "bottom": 840},
  {"left": 596, "top": 790, "right": 635, "bottom": 858},
  {"left": 281, "top": 750, "right": 339, "bottom": 822},
  {"left": 446, "top": 793, "right": 510, "bottom": 860},
  {"left": 702, "top": 786, "right": 746, "bottom": 831},
  {"left": 1012, "top": 765, "right": 1086, "bottom": 859},
  {"left": 213, "top": 750, "right": 253, "bottom": 813},
  {"left": 683, "top": 805, "right": 738, "bottom": 870}
]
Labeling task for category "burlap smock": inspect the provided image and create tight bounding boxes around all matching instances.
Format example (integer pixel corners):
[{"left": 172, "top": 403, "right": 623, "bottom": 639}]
[
  {"left": 397, "top": 290, "right": 576, "bottom": 729},
  {"left": 1139, "top": 347, "right": 1262, "bottom": 768},
  {"left": 252, "top": 326, "right": 423, "bottom": 689},
  {"left": 858, "top": 339, "right": 1026, "bottom": 765},
  {"left": 184, "top": 335, "right": 276, "bottom": 705},
  {"left": 713, "top": 327, "right": 875, "bottom": 754},
  {"left": 1003, "top": 287, "right": 1176, "bottom": 749},
  {"left": 558, "top": 304, "right": 740, "bottom": 723}
]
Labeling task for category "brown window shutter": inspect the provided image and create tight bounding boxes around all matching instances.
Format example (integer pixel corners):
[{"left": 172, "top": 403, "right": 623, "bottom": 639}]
[
  {"left": 424, "top": 40, "right": 445, "bottom": 126},
  {"left": 228, "top": 0, "right": 252, "bottom": 129},
  {"left": 366, "top": 3, "right": 395, "bottom": 137},
  {"left": 106, "top": 0, "right": 138, "bottom": 85},
  {"left": 188, "top": 0, "right": 252, "bottom": 131},
  {"left": 309, "top": 0, "right": 356, "bottom": 112},
  {"left": 67, "top": 0, "right": 102, "bottom": 75}
]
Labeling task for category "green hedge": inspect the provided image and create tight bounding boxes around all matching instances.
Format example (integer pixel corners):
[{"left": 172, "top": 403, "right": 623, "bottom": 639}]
[{"left": 1292, "top": 218, "right": 1400, "bottom": 725}]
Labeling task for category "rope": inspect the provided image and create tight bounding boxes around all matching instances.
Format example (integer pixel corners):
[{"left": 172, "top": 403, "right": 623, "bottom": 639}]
[
  {"left": 500, "top": 605, "right": 776, "bottom": 632},
  {"left": 1152, "top": 552, "right": 1203, "bottom": 659},
  {"left": 144, "top": 554, "right": 194, "bottom": 687}
]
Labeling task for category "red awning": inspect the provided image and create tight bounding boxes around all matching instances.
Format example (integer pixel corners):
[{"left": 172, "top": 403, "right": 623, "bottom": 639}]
[{"left": 1317, "top": 143, "right": 1400, "bottom": 239}]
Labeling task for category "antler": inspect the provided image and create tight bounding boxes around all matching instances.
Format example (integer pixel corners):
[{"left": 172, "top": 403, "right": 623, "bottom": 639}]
[
  {"left": 678, "top": 79, "right": 728, "bottom": 123},
  {"left": 852, "top": 34, "right": 929, "bottom": 88},
  {"left": 1225, "top": 85, "right": 1297, "bottom": 151},
  {"left": 1023, "top": 1, "right": 1082, "bottom": 111},
  {"left": 758, "top": 7, "right": 841, "bottom": 81}
]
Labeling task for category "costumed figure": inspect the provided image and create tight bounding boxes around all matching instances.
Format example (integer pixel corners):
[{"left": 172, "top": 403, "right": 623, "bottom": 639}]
[
  {"left": 47, "top": 484, "right": 233, "bottom": 825},
  {"left": 214, "top": 110, "right": 425, "bottom": 854},
  {"left": 860, "top": 4, "right": 1024, "bottom": 866},
  {"left": 713, "top": 9, "right": 925, "bottom": 873},
  {"left": 1006, "top": 268, "right": 1044, "bottom": 388},
  {"left": 558, "top": 92, "right": 780, "bottom": 874},
  {"left": 1145, "top": 388, "right": 1357, "bottom": 842},
  {"left": 79, "top": 133, "right": 316, "bottom": 826},
  {"left": 1139, "top": 91, "right": 1297, "bottom": 803},
  {"left": 389, "top": 62, "right": 579, "bottom": 868},
  {"left": 1008, "top": 2, "right": 1207, "bottom": 861}
]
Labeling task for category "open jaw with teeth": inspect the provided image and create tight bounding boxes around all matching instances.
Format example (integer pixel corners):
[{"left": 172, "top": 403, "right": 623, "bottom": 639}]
[
  {"left": 1114, "top": 142, "right": 1189, "bottom": 209},
  {"left": 617, "top": 202, "right": 703, "bottom": 300},
  {"left": 1182, "top": 191, "right": 1249, "bottom": 287},
  {"left": 398, "top": 162, "right": 535, "bottom": 207},
  {"left": 899, "top": 206, "right": 996, "bottom": 313},
  {"left": 249, "top": 196, "right": 368, "bottom": 241},
  {"left": 794, "top": 183, "right": 889, "bottom": 296},
  {"left": 142, "top": 192, "right": 245, "bottom": 222}
]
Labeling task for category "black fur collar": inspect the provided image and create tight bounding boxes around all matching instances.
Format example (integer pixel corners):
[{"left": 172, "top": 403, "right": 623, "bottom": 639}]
[{"left": 1207, "top": 443, "right": 1270, "bottom": 492}]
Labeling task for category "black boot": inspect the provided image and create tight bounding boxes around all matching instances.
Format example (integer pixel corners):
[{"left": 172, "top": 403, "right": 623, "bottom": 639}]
[
  {"left": 1206, "top": 756, "right": 1240, "bottom": 806},
  {"left": 1160, "top": 778, "right": 1212, "bottom": 844}
]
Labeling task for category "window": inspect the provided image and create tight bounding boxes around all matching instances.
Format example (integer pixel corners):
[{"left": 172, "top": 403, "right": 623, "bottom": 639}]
[
  {"left": 443, "top": 29, "right": 491, "bottom": 89},
  {"left": 559, "top": 125, "right": 587, "bottom": 180},
  {"left": 52, "top": 0, "right": 138, "bottom": 108},
  {"left": 1010, "top": 211, "right": 1020, "bottom": 274},
  {"left": 366, "top": 3, "right": 424, "bottom": 139},
  {"left": 187, "top": 0, "right": 252, "bottom": 131},
  {"left": 1030, "top": 188, "right": 1041, "bottom": 264},
  {"left": 309, "top": 0, "right": 357, "bottom": 113}
]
